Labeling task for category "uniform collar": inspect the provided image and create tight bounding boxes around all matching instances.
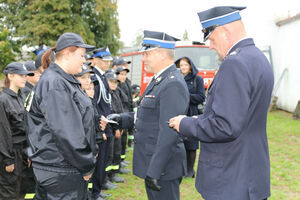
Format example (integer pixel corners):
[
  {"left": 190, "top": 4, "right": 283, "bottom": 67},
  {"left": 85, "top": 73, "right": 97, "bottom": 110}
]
[
  {"left": 226, "top": 37, "right": 254, "bottom": 56},
  {"left": 50, "top": 63, "right": 80, "bottom": 85},
  {"left": 154, "top": 64, "right": 176, "bottom": 83},
  {"left": 154, "top": 63, "right": 174, "bottom": 79},
  {"left": 94, "top": 65, "right": 105, "bottom": 75},
  {"left": 25, "top": 82, "right": 34, "bottom": 89},
  {"left": 2, "top": 87, "right": 22, "bottom": 98}
]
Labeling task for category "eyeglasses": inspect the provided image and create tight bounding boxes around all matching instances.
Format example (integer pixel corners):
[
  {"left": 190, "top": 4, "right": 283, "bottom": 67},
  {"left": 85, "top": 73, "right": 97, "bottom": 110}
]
[{"left": 202, "top": 24, "right": 218, "bottom": 41}]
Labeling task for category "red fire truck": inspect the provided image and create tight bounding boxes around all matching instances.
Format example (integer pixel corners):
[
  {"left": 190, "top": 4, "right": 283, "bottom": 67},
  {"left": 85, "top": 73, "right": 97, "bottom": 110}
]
[{"left": 120, "top": 42, "right": 220, "bottom": 95}]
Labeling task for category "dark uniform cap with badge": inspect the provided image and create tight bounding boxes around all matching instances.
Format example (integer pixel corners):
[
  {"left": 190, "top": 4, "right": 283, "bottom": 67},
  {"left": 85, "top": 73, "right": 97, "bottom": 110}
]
[
  {"left": 93, "top": 47, "right": 113, "bottom": 61},
  {"left": 115, "top": 66, "right": 130, "bottom": 75},
  {"left": 75, "top": 62, "right": 94, "bottom": 77},
  {"left": 198, "top": 6, "right": 246, "bottom": 41},
  {"left": 55, "top": 32, "right": 95, "bottom": 52},
  {"left": 24, "top": 60, "right": 37, "bottom": 71},
  {"left": 113, "top": 56, "right": 131, "bottom": 66},
  {"left": 4, "top": 62, "right": 34, "bottom": 76},
  {"left": 140, "top": 30, "right": 179, "bottom": 52}
]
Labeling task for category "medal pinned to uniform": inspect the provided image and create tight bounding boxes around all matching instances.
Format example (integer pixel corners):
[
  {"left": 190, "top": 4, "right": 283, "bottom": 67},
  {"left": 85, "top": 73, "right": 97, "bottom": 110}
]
[
  {"left": 156, "top": 76, "right": 162, "bottom": 83},
  {"left": 145, "top": 95, "right": 155, "bottom": 98}
]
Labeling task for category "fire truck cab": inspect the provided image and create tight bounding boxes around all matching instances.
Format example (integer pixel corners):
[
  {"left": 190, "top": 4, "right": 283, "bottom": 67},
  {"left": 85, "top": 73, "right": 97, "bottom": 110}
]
[{"left": 120, "top": 42, "right": 220, "bottom": 95}]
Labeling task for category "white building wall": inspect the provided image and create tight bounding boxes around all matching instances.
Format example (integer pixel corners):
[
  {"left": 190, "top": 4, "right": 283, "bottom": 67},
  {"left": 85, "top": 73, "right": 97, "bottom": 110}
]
[{"left": 272, "top": 19, "right": 300, "bottom": 112}]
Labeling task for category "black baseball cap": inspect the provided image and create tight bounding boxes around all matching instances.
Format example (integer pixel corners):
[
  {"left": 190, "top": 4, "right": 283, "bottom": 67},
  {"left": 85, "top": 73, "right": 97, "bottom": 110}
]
[
  {"left": 113, "top": 56, "right": 131, "bottom": 66},
  {"left": 75, "top": 62, "right": 94, "bottom": 77},
  {"left": 55, "top": 33, "right": 95, "bottom": 52},
  {"left": 116, "top": 66, "right": 130, "bottom": 74},
  {"left": 4, "top": 62, "right": 34, "bottom": 76},
  {"left": 105, "top": 71, "right": 118, "bottom": 80},
  {"left": 24, "top": 61, "right": 37, "bottom": 71}
]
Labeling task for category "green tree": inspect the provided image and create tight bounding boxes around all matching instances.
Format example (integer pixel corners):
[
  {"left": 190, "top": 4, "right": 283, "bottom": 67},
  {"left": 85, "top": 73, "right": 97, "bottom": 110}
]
[
  {"left": 182, "top": 29, "right": 189, "bottom": 41},
  {"left": 0, "top": 26, "right": 21, "bottom": 73},
  {"left": 0, "top": 0, "right": 120, "bottom": 55},
  {"left": 131, "top": 29, "right": 143, "bottom": 47}
]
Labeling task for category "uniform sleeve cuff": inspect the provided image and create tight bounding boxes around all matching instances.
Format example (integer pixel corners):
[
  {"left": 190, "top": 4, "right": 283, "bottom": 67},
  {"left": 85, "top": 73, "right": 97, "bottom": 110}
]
[{"left": 179, "top": 117, "right": 196, "bottom": 138}]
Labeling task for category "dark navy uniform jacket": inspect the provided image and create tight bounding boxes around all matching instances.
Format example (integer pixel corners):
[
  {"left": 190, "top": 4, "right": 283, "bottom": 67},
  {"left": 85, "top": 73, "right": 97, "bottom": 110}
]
[
  {"left": 180, "top": 38, "right": 274, "bottom": 200},
  {"left": 133, "top": 64, "right": 189, "bottom": 181},
  {"left": 24, "top": 63, "right": 96, "bottom": 176},
  {"left": 92, "top": 66, "right": 113, "bottom": 137}
]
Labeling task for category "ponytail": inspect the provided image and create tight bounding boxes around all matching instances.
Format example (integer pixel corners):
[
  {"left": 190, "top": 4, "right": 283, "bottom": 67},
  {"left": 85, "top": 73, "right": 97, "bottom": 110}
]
[
  {"left": 4, "top": 75, "right": 10, "bottom": 88},
  {"left": 42, "top": 47, "right": 56, "bottom": 70}
]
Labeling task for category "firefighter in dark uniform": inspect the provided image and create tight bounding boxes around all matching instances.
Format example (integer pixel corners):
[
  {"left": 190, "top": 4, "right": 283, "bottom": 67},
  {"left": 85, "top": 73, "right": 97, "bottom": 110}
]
[
  {"left": 170, "top": 6, "right": 274, "bottom": 200},
  {"left": 21, "top": 60, "right": 41, "bottom": 97},
  {"left": 24, "top": 32, "right": 97, "bottom": 200},
  {"left": 133, "top": 30, "right": 189, "bottom": 200},
  {"left": 0, "top": 62, "right": 34, "bottom": 200},
  {"left": 91, "top": 47, "right": 116, "bottom": 200}
]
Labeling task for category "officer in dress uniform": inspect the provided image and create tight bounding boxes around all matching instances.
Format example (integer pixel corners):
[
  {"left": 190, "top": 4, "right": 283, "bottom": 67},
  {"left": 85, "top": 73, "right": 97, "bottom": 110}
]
[
  {"left": 170, "top": 6, "right": 274, "bottom": 200},
  {"left": 91, "top": 47, "right": 116, "bottom": 200},
  {"left": 133, "top": 30, "right": 189, "bottom": 200}
]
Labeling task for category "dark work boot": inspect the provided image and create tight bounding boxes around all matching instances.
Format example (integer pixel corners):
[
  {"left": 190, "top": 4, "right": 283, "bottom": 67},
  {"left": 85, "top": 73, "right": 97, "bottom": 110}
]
[{"left": 110, "top": 173, "right": 124, "bottom": 183}]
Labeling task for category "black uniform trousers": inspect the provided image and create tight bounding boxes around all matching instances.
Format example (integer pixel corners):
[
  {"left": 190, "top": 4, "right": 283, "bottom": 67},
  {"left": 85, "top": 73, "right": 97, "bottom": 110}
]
[
  {"left": 121, "top": 129, "right": 128, "bottom": 159},
  {"left": 92, "top": 136, "right": 112, "bottom": 196},
  {"left": 145, "top": 178, "right": 182, "bottom": 200},
  {"left": 107, "top": 135, "right": 121, "bottom": 175},
  {"left": 33, "top": 167, "right": 87, "bottom": 200},
  {"left": 0, "top": 148, "right": 33, "bottom": 200}
]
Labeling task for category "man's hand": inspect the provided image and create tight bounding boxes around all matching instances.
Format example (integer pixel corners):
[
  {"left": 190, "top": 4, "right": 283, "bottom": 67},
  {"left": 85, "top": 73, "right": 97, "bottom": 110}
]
[
  {"left": 115, "top": 130, "right": 121, "bottom": 139},
  {"left": 145, "top": 176, "right": 161, "bottom": 191},
  {"left": 100, "top": 116, "right": 108, "bottom": 131},
  {"left": 83, "top": 173, "right": 93, "bottom": 181},
  {"left": 169, "top": 115, "right": 186, "bottom": 132},
  {"left": 27, "top": 158, "right": 31, "bottom": 168},
  {"left": 102, "top": 133, "right": 107, "bottom": 141},
  {"left": 5, "top": 164, "right": 14, "bottom": 173}
]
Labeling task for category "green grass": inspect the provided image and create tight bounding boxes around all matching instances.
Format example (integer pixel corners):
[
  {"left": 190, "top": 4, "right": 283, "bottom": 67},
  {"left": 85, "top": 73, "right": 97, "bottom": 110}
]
[{"left": 106, "top": 111, "right": 299, "bottom": 199}]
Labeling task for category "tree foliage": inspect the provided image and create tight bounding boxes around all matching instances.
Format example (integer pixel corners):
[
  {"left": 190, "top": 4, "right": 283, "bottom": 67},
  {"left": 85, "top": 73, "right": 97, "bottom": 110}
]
[
  {"left": 0, "top": 0, "right": 120, "bottom": 55},
  {"left": 0, "top": 26, "right": 21, "bottom": 72}
]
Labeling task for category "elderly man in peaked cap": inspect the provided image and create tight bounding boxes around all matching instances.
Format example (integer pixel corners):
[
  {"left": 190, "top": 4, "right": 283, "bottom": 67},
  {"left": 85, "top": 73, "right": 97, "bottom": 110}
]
[
  {"left": 169, "top": 6, "right": 273, "bottom": 200},
  {"left": 132, "top": 30, "right": 189, "bottom": 200}
]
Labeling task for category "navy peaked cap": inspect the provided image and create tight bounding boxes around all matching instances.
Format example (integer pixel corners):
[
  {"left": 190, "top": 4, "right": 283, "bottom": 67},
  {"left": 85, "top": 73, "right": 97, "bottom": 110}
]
[
  {"left": 198, "top": 6, "right": 246, "bottom": 41},
  {"left": 93, "top": 47, "right": 113, "bottom": 61},
  {"left": 141, "top": 30, "right": 179, "bottom": 52}
]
